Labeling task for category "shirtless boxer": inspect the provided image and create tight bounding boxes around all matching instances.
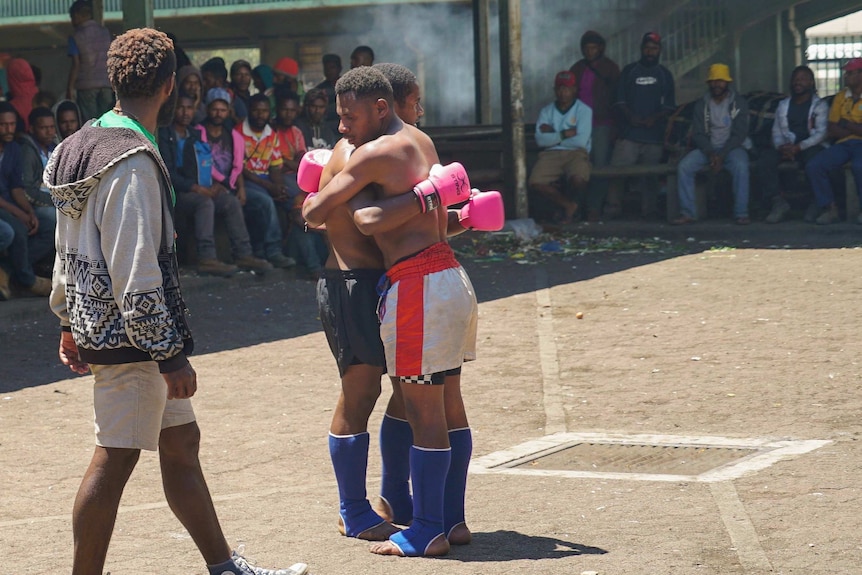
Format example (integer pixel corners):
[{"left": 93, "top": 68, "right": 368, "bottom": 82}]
[{"left": 303, "top": 66, "right": 481, "bottom": 557}]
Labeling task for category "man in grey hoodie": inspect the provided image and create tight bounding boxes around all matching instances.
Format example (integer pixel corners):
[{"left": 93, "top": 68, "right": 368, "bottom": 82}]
[
  {"left": 674, "top": 63, "right": 751, "bottom": 225},
  {"left": 46, "top": 28, "right": 307, "bottom": 575}
]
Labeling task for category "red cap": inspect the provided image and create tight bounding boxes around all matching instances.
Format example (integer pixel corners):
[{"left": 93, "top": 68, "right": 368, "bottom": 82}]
[
  {"left": 274, "top": 57, "right": 299, "bottom": 77},
  {"left": 555, "top": 70, "right": 576, "bottom": 87},
  {"left": 844, "top": 58, "right": 862, "bottom": 72},
  {"left": 642, "top": 32, "right": 662, "bottom": 46}
]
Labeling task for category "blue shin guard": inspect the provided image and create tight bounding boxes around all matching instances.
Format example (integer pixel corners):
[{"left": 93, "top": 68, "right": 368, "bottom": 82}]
[
  {"left": 379, "top": 414, "right": 414, "bottom": 524},
  {"left": 387, "top": 446, "right": 451, "bottom": 556},
  {"left": 444, "top": 427, "right": 472, "bottom": 538},
  {"left": 329, "top": 432, "right": 386, "bottom": 537}
]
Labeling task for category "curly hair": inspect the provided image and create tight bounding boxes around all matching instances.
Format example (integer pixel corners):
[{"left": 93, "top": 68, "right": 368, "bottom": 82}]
[
  {"left": 373, "top": 63, "right": 417, "bottom": 105},
  {"left": 335, "top": 66, "right": 392, "bottom": 102},
  {"left": 107, "top": 28, "right": 176, "bottom": 99}
]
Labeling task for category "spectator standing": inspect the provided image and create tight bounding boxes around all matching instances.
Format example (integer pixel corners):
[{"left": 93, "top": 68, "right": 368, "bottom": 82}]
[
  {"left": 229, "top": 59, "right": 254, "bottom": 113},
  {"left": 570, "top": 30, "right": 620, "bottom": 221},
  {"left": 0, "top": 102, "right": 53, "bottom": 296},
  {"left": 45, "top": 28, "right": 307, "bottom": 575},
  {"left": 674, "top": 63, "right": 751, "bottom": 225},
  {"left": 606, "top": 32, "right": 675, "bottom": 219},
  {"left": 6, "top": 58, "right": 39, "bottom": 131},
  {"left": 157, "top": 94, "right": 272, "bottom": 276},
  {"left": 757, "top": 65, "right": 829, "bottom": 223},
  {"left": 295, "top": 88, "right": 339, "bottom": 150},
  {"left": 528, "top": 70, "right": 592, "bottom": 224},
  {"left": 315, "top": 53, "right": 342, "bottom": 128},
  {"left": 273, "top": 57, "right": 302, "bottom": 101},
  {"left": 178, "top": 65, "right": 206, "bottom": 125},
  {"left": 66, "top": 0, "right": 113, "bottom": 122},
  {"left": 806, "top": 58, "right": 862, "bottom": 225},
  {"left": 350, "top": 46, "right": 375, "bottom": 68},
  {"left": 235, "top": 93, "right": 295, "bottom": 268}
]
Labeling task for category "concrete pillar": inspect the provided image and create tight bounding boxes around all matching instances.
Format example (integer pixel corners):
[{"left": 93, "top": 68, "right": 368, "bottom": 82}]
[{"left": 122, "top": 0, "right": 153, "bottom": 30}]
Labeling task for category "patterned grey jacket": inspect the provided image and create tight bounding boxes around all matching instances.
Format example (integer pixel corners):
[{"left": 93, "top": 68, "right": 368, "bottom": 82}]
[{"left": 45, "top": 120, "right": 194, "bottom": 373}]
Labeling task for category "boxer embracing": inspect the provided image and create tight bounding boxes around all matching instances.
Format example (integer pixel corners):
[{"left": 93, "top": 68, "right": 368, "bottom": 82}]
[{"left": 303, "top": 65, "right": 498, "bottom": 558}]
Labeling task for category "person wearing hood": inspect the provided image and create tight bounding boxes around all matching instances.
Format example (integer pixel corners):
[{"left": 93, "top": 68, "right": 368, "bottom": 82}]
[
  {"left": 6, "top": 58, "right": 39, "bottom": 132},
  {"left": 19, "top": 107, "right": 58, "bottom": 242},
  {"left": 52, "top": 99, "right": 83, "bottom": 141},
  {"left": 178, "top": 64, "right": 207, "bottom": 125},
  {"left": 673, "top": 63, "right": 751, "bottom": 225},
  {"left": 605, "top": 32, "right": 675, "bottom": 219},
  {"left": 46, "top": 28, "right": 308, "bottom": 575},
  {"left": 569, "top": 31, "right": 620, "bottom": 221}
]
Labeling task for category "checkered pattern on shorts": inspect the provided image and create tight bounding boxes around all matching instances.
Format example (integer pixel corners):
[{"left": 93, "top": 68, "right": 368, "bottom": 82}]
[{"left": 399, "top": 372, "right": 445, "bottom": 385}]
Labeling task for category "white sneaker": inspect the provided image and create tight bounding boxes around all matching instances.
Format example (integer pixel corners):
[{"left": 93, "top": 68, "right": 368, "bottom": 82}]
[{"left": 231, "top": 552, "right": 308, "bottom": 575}]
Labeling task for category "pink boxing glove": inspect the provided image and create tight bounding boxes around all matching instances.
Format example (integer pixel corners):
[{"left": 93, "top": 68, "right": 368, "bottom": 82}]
[
  {"left": 297, "top": 148, "right": 333, "bottom": 193},
  {"left": 459, "top": 190, "right": 505, "bottom": 231},
  {"left": 412, "top": 162, "right": 471, "bottom": 213}
]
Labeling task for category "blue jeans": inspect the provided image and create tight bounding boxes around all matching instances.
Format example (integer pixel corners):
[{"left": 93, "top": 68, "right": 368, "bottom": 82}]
[
  {"left": 243, "top": 180, "right": 284, "bottom": 259},
  {"left": 677, "top": 147, "right": 750, "bottom": 219},
  {"left": 0, "top": 218, "right": 13, "bottom": 252},
  {"left": 806, "top": 140, "right": 862, "bottom": 208},
  {"left": 287, "top": 225, "right": 327, "bottom": 273},
  {"left": 0, "top": 207, "right": 54, "bottom": 286}
]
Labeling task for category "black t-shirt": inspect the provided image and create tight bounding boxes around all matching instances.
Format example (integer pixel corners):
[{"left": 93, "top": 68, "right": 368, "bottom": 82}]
[
  {"left": 617, "top": 61, "right": 676, "bottom": 144},
  {"left": 787, "top": 99, "right": 811, "bottom": 143}
]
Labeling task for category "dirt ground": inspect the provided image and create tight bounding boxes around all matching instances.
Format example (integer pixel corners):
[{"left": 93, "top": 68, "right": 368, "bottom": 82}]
[{"left": 2, "top": 220, "right": 862, "bottom": 575}]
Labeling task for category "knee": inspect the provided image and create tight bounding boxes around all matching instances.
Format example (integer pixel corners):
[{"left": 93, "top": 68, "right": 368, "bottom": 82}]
[{"left": 158, "top": 423, "right": 201, "bottom": 464}]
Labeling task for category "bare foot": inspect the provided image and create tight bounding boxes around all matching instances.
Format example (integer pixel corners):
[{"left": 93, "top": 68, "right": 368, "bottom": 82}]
[
  {"left": 371, "top": 496, "right": 394, "bottom": 523},
  {"left": 447, "top": 522, "right": 472, "bottom": 545},
  {"left": 369, "top": 534, "right": 450, "bottom": 557},
  {"left": 338, "top": 515, "right": 400, "bottom": 541},
  {"left": 372, "top": 496, "right": 412, "bottom": 527},
  {"left": 562, "top": 201, "right": 579, "bottom": 224}
]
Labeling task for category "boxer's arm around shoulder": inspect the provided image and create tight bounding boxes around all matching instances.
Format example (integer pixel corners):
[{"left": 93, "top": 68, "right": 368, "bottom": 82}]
[
  {"left": 350, "top": 189, "right": 422, "bottom": 235},
  {"left": 303, "top": 147, "right": 377, "bottom": 227}
]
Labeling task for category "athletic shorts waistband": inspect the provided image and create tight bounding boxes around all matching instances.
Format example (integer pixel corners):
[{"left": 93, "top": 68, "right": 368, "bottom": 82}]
[
  {"left": 386, "top": 242, "right": 459, "bottom": 285},
  {"left": 320, "top": 268, "right": 386, "bottom": 281}
]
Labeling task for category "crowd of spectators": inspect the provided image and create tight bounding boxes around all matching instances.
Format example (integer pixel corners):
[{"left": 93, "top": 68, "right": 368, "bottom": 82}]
[
  {"left": 529, "top": 30, "right": 862, "bottom": 228},
  {"left": 0, "top": 2, "right": 380, "bottom": 301}
]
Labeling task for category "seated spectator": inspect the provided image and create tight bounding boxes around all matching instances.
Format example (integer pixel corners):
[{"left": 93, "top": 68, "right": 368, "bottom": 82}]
[
  {"left": 229, "top": 59, "right": 254, "bottom": 113},
  {"left": 199, "top": 89, "right": 291, "bottom": 268},
  {"left": 53, "top": 99, "right": 82, "bottom": 141},
  {"left": 32, "top": 91, "right": 56, "bottom": 110},
  {"left": 0, "top": 219, "right": 14, "bottom": 300},
  {"left": 273, "top": 92, "right": 326, "bottom": 278},
  {"left": 606, "top": 32, "right": 675, "bottom": 219},
  {"left": 674, "top": 64, "right": 751, "bottom": 225},
  {"left": 570, "top": 30, "right": 620, "bottom": 221},
  {"left": 66, "top": 0, "right": 113, "bottom": 121},
  {"left": 274, "top": 92, "right": 307, "bottom": 197},
  {"left": 315, "top": 53, "right": 342, "bottom": 129},
  {"left": 20, "top": 107, "right": 58, "bottom": 236},
  {"left": 158, "top": 93, "right": 272, "bottom": 276},
  {"left": 273, "top": 57, "right": 302, "bottom": 102},
  {"left": 295, "top": 88, "right": 339, "bottom": 150},
  {"left": 528, "top": 70, "right": 592, "bottom": 224},
  {"left": 350, "top": 45, "right": 375, "bottom": 68},
  {"left": 178, "top": 64, "right": 206, "bottom": 125},
  {"left": 202, "top": 57, "right": 247, "bottom": 123},
  {"left": 0, "top": 102, "right": 53, "bottom": 297},
  {"left": 6, "top": 58, "right": 39, "bottom": 132},
  {"left": 756, "top": 65, "right": 829, "bottom": 223},
  {"left": 235, "top": 92, "right": 295, "bottom": 268},
  {"left": 806, "top": 58, "right": 862, "bottom": 225}
]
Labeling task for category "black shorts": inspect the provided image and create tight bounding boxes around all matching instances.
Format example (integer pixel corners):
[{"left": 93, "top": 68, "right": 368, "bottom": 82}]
[{"left": 317, "top": 268, "right": 387, "bottom": 377}]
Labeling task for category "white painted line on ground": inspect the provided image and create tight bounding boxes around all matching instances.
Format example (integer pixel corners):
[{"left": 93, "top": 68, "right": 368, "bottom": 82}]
[
  {"left": 534, "top": 268, "right": 567, "bottom": 435},
  {"left": 471, "top": 432, "right": 831, "bottom": 483},
  {"left": 710, "top": 481, "right": 774, "bottom": 572}
]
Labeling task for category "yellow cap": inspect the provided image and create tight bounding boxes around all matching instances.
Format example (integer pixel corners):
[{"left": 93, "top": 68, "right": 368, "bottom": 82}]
[{"left": 706, "top": 63, "right": 733, "bottom": 83}]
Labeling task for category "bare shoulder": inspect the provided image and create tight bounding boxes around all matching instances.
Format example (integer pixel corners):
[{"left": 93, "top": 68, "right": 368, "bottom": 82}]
[{"left": 321, "top": 139, "right": 354, "bottom": 187}]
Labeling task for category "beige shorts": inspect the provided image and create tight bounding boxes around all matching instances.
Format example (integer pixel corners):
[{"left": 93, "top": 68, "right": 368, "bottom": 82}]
[
  {"left": 90, "top": 362, "right": 196, "bottom": 451},
  {"left": 528, "top": 148, "right": 592, "bottom": 187}
]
